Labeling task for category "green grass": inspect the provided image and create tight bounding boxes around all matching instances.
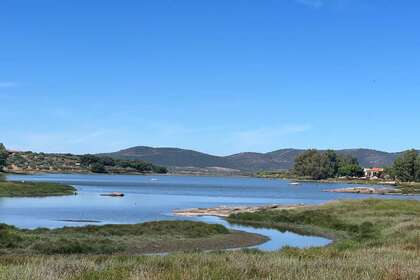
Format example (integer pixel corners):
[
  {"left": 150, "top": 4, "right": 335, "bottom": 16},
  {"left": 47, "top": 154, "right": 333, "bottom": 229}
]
[
  {"left": 0, "top": 181, "right": 77, "bottom": 197},
  {"left": 37, "top": 220, "right": 229, "bottom": 238},
  {"left": 0, "top": 221, "right": 265, "bottom": 255},
  {"left": 397, "top": 182, "right": 420, "bottom": 194},
  {"left": 0, "top": 199, "right": 419, "bottom": 279},
  {"left": 229, "top": 199, "right": 420, "bottom": 250}
]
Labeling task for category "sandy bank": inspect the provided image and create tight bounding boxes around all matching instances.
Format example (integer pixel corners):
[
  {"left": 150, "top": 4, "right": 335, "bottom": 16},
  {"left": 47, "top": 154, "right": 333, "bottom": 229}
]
[
  {"left": 323, "top": 186, "right": 399, "bottom": 195},
  {"left": 173, "top": 204, "right": 305, "bottom": 217}
]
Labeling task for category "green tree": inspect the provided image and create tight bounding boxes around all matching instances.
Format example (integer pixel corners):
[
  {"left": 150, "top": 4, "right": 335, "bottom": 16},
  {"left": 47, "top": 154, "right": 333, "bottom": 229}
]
[
  {"left": 337, "top": 155, "right": 363, "bottom": 177},
  {"left": 337, "top": 163, "right": 363, "bottom": 177},
  {"left": 153, "top": 166, "right": 168, "bottom": 174},
  {"left": 90, "top": 162, "right": 107, "bottom": 173},
  {"left": 415, "top": 156, "right": 420, "bottom": 182},
  {"left": 80, "top": 154, "right": 100, "bottom": 167},
  {"left": 294, "top": 150, "right": 362, "bottom": 180},
  {"left": 294, "top": 150, "right": 330, "bottom": 180},
  {"left": 324, "top": 150, "right": 339, "bottom": 178},
  {"left": 393, "top": 149, "right": 419, "bottom": 182},
  {"left": 0, "top": 143, "right": 8, "bottom": 171}
]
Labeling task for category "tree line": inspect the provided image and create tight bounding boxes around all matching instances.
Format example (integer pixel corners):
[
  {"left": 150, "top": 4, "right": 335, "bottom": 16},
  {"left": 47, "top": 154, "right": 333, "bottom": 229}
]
[
  {"left": 388, "top": 149, "right": 420, "bottom": 182},
  {"left": 293, "top": 148, "right": 420, "bottom": 182},
  {"left": 293, "top": 149, "right": 363, "bottom": 180},
  {"left": 0, "top": 143, "right": 167, "bottom": 174},
  {"left": 0, "top": 143, "right": 7, "bottom": 170},
  {"left": 80, "top": 154, "right": 168, "bottom": 174}
]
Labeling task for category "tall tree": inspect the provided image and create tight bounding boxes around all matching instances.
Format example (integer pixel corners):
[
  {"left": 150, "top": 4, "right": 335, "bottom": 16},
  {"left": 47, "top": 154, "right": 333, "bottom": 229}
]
[
  {"left": 392, "top": 149, "right": 419, "bottom": 182},
  {"left": 0, "top": 143, "right": 8, "bottom": 170},
  {"left": 324, "top": 150, "right": 339, "bottom": 178},
  {"left": 337, "top": 155, "right": 363, "bottom": 177},
  {"left": 294, "top": 150, "right": 331, "bottom": 180},
  {"left": 294, "top": 149, "right": 362, "bottom": 179},
  {"left": 415, "top": 156, "right": 420, "bottom": 182}
]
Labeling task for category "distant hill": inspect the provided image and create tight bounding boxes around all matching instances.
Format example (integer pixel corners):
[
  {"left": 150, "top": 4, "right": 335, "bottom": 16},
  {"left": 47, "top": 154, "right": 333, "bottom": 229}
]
[
  {"left": 98, "top": 146, "right": 226, "bottom": 168},
  {"left": 99, "top": 146, "right": 413, "bottom": 172}
]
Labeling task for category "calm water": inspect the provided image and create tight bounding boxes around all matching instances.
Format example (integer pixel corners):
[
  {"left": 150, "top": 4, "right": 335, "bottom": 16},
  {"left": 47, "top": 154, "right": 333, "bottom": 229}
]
[{"left": 3, "top": 174, "right": 419, "bottom": 250}]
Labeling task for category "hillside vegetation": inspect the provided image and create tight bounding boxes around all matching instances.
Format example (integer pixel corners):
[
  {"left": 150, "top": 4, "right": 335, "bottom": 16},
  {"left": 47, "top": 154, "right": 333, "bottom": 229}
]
[
  {"left": 3, "top": 143, "right": 417, "bottom": 173},
  {"left": 4, "top": 150, "right": 167, "bottom": 174},
  {"left": 100, "top": 146, "right": 411, "bottom": 171}
]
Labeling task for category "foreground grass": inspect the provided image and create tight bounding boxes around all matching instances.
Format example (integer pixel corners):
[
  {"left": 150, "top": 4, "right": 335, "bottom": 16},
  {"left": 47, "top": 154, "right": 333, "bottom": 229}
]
[
  {"left": 0, "top": 199, "right": 419, "bottom": 279},
  {"left": 0, "top": 181, "right": 77, "bottom": 197},
  {"left": 0, "top": 248, "right": 419, "bottom": 280},
  {"left": 0, "top": 221, "right": 265, "bottom": 255}
]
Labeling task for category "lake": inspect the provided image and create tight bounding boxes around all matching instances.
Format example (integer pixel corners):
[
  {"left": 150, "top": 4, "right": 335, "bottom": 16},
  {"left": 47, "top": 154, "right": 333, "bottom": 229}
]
[{"left": 3, "top": 174, "right": 419, "bottom": 251}]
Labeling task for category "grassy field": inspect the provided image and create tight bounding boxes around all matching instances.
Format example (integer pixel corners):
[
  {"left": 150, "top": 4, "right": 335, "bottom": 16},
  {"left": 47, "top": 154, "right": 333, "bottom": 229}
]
[
  {"left": 0, "top": 181, "right": 77, "bottom": 197},
  {"left": 0, "top": 221, "right": 266, "bottom": 255},
  {"left": 0, "top": 199, "right": 419, "bottom": 279}
]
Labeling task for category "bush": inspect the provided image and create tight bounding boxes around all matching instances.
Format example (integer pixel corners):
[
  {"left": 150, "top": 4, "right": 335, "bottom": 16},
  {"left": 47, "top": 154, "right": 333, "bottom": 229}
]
[
  {"left": 0, "top": 225, "right": 25, "bottom": 248},
  {"left": 90, "top": 163, "right": 107, "bottom": 173},
  {"left": 357, "top": 222, "right": 376, "bottom": 240}
]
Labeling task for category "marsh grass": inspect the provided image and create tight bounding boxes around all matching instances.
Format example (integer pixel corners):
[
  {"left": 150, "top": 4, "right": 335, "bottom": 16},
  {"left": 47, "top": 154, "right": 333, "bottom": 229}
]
[
  {"left": 0, "top": 221, "right": 262, "bottom": 255},
  {"left": 0, "top": 247, "right": 419, "bottom": 280},
  {"left": 0, "top": 181, "right": 76, "bottom": 197},
  {"left": 0, "top": 199, "right": 419, "bottom": 279}
]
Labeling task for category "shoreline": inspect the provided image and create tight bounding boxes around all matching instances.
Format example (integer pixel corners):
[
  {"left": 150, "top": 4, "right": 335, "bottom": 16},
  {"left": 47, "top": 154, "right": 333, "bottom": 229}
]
[
  {"left": 322, "top": 186, "right": 416, "bottom": 195},
  {"left": 173, "top": 204, "right": 305, "bottom": 218},
  {"left": 7, "top": 171, "right": 420, "bottom": 194}
]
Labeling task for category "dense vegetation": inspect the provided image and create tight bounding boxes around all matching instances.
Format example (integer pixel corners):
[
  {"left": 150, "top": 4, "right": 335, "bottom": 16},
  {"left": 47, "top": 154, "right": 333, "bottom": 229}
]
[
  {"left": 0, "top": 181, "right": 76, "bottom": 197},
  {"left": 389, "top": 149, "right": 420, "bottom": 182},
  {"left": 80, "top": 154, "right": 168, "bottom": 174},
  {"left": 293, "top": 150, "right": 363, "bottom": 180},
  {"left": 0, "top": 143, "right": 167, "bottom": 174},
  {"left": 0, "top": 199, "right": 419, "bottom": 279},
  {"left": 0, "top": 221, "right": 265, "bottom": 255},
  {"left": 0, "top": 144, "right": 7, "bottom": 170}
]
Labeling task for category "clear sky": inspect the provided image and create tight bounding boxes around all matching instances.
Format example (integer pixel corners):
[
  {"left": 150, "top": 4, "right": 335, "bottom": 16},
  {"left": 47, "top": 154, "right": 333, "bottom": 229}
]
[{"left": 1, "top": 0, "right": 419, "bottom": 155}]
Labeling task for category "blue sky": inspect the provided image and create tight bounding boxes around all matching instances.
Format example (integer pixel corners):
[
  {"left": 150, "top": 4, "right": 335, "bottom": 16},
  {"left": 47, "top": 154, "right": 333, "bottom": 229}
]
[{"left": 1, "top": 0, "right": 419, "bottom": 155}]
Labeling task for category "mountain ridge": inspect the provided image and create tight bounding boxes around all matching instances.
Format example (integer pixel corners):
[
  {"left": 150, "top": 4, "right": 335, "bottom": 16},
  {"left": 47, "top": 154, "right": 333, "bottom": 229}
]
[{"left": 98, "top": 146, "right": 415, "bottom": 172}]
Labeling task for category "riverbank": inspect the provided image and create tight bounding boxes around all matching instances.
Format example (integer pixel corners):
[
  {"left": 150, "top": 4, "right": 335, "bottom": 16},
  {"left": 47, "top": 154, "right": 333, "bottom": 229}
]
[
  {"left": 0, "top": 180, "right": 76, "bottom": 197},
  {"left": 257, "top": 172, "right": 420, "bottom": 194},
  {"left": 1, "top": 199, "right": 419, "bottom": 279},
  {"left": 0, "top": 221, "right": 267, "bottom": 255},
  {"left": 323, "top": 186, "right": 402, "bottom": 195}
]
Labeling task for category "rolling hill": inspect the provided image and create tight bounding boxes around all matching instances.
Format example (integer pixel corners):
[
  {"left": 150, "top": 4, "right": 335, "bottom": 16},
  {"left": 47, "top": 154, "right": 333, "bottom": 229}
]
[{"left": 99, "top": 146, "right": 410, "bottom": 172}]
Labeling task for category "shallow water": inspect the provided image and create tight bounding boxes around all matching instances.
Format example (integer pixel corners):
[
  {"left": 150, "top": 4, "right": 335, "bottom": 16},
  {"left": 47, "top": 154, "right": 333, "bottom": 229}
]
[
  {"left": 2, "top": 174, "right": 419, "bottom": 250},
  {"left": 199, "top": 216, "right": 331, "bottom": 250}
]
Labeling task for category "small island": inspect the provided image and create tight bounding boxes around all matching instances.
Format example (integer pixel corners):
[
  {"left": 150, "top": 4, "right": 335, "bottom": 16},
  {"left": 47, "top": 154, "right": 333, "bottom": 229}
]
[{"left": 0, "top": 181, "right": 77, "bottom": 197}]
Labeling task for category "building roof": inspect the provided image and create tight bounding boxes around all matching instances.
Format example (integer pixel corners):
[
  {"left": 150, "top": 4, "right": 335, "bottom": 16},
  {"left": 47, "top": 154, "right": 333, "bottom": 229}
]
[{"left": 364, "top": 167, "right": 384, "bottom": 172}]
